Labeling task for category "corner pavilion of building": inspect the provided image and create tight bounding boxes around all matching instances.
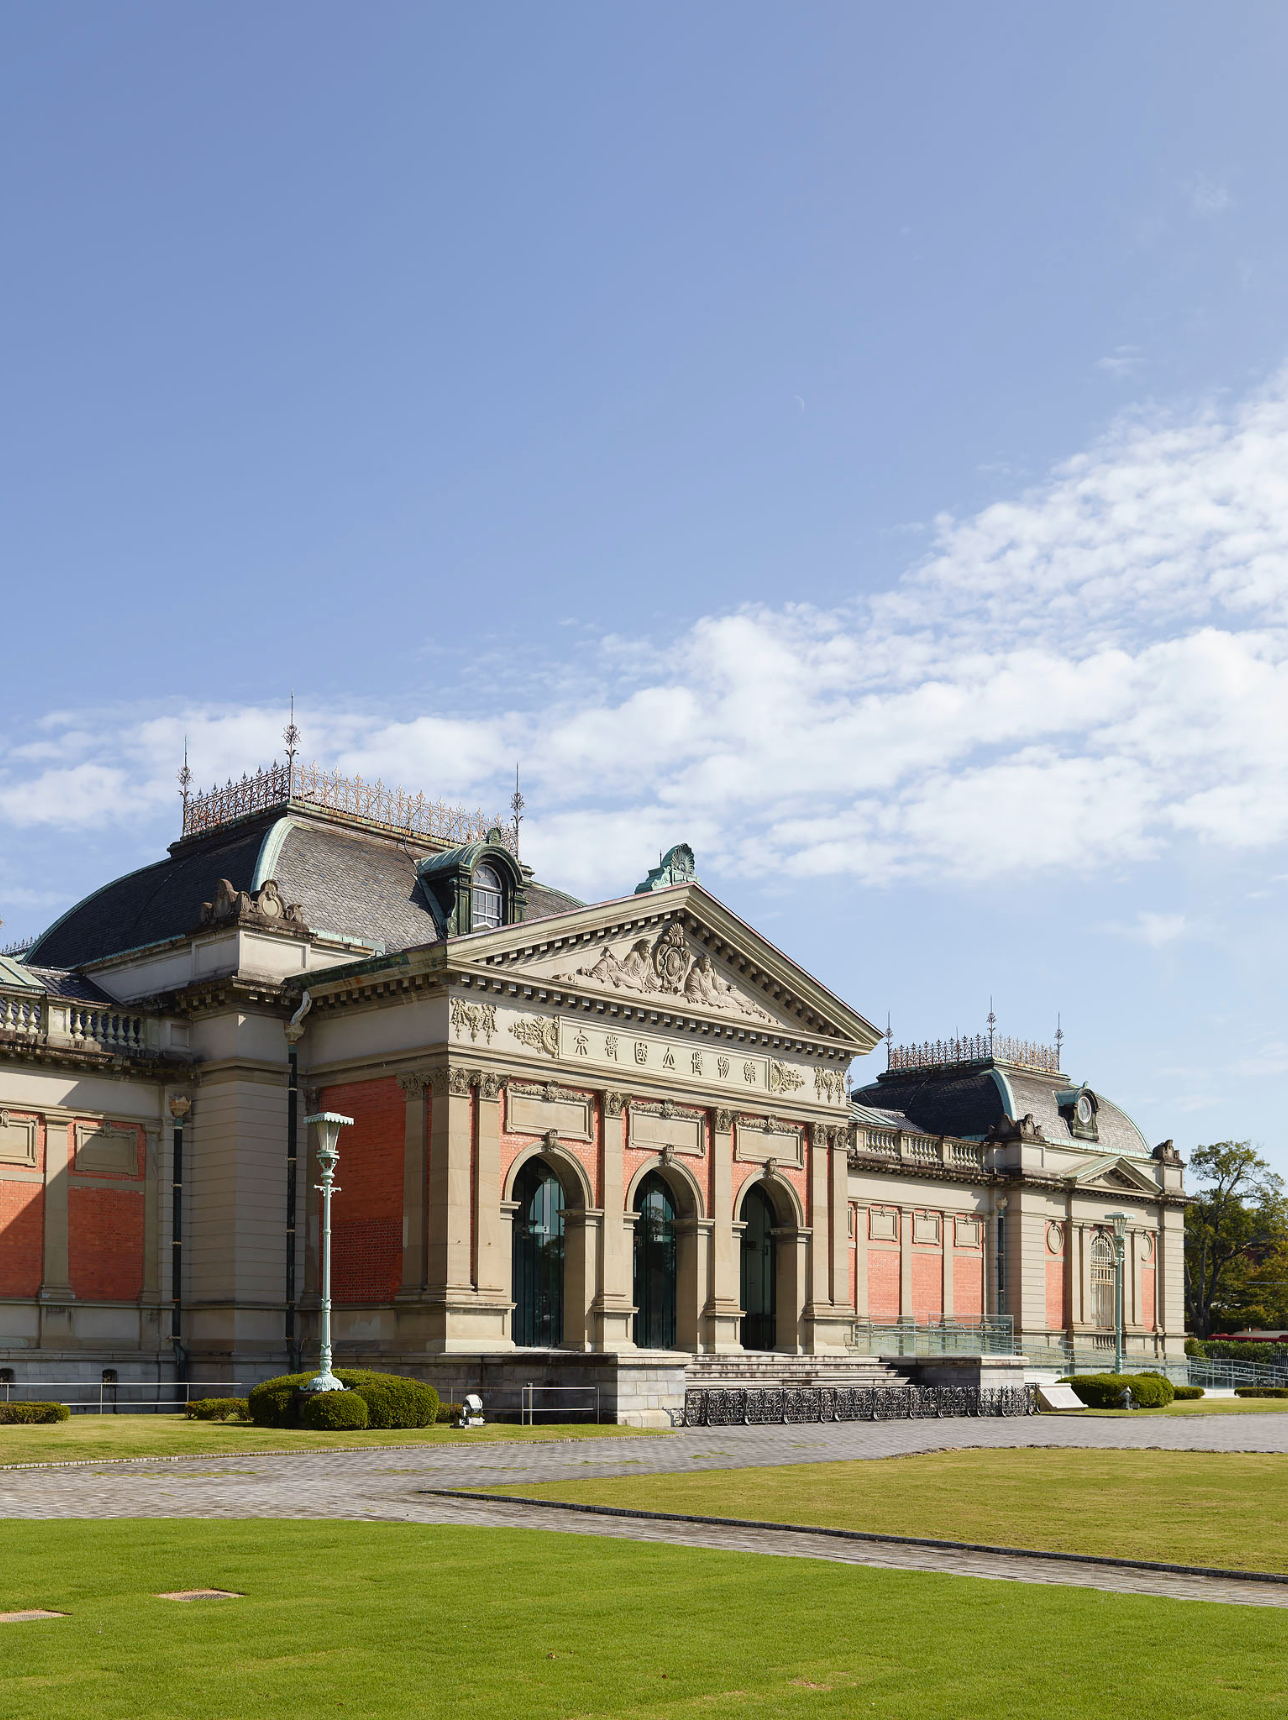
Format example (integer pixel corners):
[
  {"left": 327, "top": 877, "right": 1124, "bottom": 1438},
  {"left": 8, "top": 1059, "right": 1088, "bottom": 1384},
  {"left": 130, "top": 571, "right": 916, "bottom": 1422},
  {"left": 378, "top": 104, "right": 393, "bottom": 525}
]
[{"left": 0, "top": 762, "right": 1186, "bottom": 1420}]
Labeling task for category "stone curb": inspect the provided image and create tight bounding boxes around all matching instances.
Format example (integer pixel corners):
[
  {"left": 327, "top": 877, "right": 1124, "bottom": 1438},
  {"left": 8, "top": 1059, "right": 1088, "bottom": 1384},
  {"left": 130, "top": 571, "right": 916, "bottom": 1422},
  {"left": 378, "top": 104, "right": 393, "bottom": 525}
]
[
  {"left": 427, "top": 1488, "right": 1288, "bottom": 1587},
  {"left": 0, "top": 1430, "right": 660, "bottom": 1475}
]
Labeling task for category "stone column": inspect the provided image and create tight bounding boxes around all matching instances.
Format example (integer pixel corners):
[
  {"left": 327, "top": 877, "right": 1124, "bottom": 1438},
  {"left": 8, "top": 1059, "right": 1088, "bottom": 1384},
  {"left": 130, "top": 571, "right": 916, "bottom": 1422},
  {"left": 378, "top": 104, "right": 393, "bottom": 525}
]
[
  {"left": 591, "top": 1091, "right": 633, "bottom": 1350},
  {"left": 704, "top": 1108, "right": 741, "bottom": 1350},
  {"left": 804, "top": 1125, "right": 853, "bottom": 1352},
  {"left": 396, "top": 1072, "right": 429, "bottom": 1294},
  {"left": 473, "top": 1074, "right": 505, "bottom": 1298},
  {"left": 809, "top": 1126, "right": 830, "bottom": 1308},
  {"left": 829, "top": 1135, "right": 851, "bottom": 1308},
  {"left": 853, "top": 1202, "right": 869, "bottom": 1319}
]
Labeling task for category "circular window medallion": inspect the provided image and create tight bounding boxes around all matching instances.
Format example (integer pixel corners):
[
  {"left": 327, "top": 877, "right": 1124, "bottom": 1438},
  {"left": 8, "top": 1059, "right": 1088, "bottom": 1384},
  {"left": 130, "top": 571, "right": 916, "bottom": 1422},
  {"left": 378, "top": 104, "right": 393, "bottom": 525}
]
[
  {"left": 1046, "top": 1222, "right": 1064, "bottom": 1254},
  {"left": 1075, "top": 1094, "right": 1093, "bottom": 1125},
  {"left": 1142, "top": 1232, "right": 1155, "bottom": 1262}
]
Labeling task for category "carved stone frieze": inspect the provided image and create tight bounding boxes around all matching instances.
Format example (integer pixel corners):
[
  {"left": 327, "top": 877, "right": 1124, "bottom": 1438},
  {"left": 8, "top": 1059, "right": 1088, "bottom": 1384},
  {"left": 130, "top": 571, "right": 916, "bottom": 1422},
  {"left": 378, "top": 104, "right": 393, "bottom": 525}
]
[
  {"left": 451, "top": 999, "right": 498, "bottom": 1045},
  {"left": 630, "top": 1097, "right": 703, "bottom": 1122},
  {"left": 551, "top": 922, "right": 775, "bottom": 1023},
  {"left": 813, "top": 1067, "right": 847, "bottom": 1105},
  {"left": 768, "top": 1060, "right": 805, "bottom": 1095},
  {"left": 509, "top": 1013, "right": 560, "bottom": 1058}
]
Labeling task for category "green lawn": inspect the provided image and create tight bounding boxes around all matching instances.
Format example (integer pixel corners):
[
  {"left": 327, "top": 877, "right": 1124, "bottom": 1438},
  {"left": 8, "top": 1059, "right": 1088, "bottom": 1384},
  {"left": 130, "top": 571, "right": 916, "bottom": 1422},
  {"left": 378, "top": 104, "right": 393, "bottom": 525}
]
[
  {"left": 496, "top": 1447, "right": 1288, "bottom": 1572},
  {"left": 2, "top": 1519, "right": 1286, "bottom": 1719},
  {"left": 0, "top": 1417, "right": 655, "bottom": 1468},
  {"left": 1081, "top": 1396, "right": 1288, "bottom": 1416}
]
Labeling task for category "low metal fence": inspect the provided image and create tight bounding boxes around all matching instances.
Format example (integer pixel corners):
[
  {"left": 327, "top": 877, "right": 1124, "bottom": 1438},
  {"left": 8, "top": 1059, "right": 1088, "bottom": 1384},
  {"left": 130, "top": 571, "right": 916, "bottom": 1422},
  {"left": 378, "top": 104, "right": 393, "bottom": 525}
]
[
  {"left": 519, "top": 1384, "right": 601, "bottom": 1425},
  {"left": 682, "top": 1383, "right": 1038, "bottom": 1427},
  {"left": 0, "top": 1379, "right": 247, "bottom": 1415}
]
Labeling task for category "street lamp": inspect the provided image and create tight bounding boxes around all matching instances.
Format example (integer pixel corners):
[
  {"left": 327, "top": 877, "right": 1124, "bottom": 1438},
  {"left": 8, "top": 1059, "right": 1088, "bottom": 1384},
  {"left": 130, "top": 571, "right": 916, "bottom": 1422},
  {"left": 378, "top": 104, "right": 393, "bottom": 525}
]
[
  {"left": 300, "top": 1111, "right": 354, "bottom": 1394},
  {"left": 1105, "top": 1211, "right": 1129, "bottom": 1375}
]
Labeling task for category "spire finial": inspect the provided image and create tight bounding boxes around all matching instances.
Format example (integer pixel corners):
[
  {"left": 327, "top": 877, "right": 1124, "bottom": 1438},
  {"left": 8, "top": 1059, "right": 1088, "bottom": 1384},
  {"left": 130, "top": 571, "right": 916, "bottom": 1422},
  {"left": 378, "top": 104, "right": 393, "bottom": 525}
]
[
  {"left": 885, "top": 1012, "right": 893, "bottom": 1069},
  {"left": 1055, "top": 1012, "right": 1065, "bottom": 1069},
  {"left": 987, "top": 996, "right": 997, "bottom": 1053},
  {"left": 283, "top": 693, "right": 300, "bottom": 792},
  {"left": 510, "top": 763, "right": 524, "bottom": 856},
  {"left": 177, "top": 736, "right": 192, "bottom": 829}
]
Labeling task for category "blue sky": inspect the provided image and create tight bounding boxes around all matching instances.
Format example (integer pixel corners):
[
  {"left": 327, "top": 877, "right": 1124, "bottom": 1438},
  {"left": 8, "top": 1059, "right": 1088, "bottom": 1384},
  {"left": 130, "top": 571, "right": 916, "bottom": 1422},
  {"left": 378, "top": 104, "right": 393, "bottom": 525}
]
[{"left": 5, "top": 3, "right": 1288, "bottom": 1165}]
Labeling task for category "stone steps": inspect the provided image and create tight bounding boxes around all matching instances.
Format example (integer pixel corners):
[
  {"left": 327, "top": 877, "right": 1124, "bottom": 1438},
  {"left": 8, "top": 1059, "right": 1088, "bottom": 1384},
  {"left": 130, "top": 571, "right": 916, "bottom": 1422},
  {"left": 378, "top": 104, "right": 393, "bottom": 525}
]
[{"left": 684, "top": 1353, "right": 905, "bottom": 1391}]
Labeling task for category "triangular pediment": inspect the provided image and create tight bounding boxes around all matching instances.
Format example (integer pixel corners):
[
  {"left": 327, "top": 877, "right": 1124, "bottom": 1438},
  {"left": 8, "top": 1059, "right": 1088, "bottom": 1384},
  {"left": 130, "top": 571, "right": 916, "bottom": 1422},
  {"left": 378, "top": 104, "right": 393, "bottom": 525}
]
[
  {"left": 444, "top": 883, "right": 880, "bottom": 1051},
  {"left": 1069, "top": 1155, "right": 1159, "bottom": 1195}
]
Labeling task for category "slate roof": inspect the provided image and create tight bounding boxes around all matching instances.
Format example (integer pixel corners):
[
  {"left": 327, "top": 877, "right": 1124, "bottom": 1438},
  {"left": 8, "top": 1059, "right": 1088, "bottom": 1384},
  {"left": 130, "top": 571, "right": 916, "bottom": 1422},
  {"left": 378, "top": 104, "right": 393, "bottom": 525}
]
[
  {"left": 26, "top": 809, "right": 586, "bottom": 970},
  {"left": 850, "top": 1061, "right": 1150, "bottom": 1156}
]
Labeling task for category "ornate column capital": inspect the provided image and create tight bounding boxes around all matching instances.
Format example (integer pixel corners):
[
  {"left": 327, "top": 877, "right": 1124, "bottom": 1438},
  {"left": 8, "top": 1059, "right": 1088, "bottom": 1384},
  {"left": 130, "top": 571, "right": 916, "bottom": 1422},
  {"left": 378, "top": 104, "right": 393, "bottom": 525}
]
[{"left": 602, "top": 1090, "right": 626, "bottom": 1117}]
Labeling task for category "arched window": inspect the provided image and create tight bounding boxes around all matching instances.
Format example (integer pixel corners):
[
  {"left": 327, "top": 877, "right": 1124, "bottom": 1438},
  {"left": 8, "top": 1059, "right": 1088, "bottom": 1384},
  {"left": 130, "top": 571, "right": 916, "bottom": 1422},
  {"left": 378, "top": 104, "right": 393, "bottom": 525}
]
[
  {"left": 633, "top": 1173, "right": 677, "bottom": 1350},
  {"left": 511, "top": 1160, "right": 565, "bottom": 1346},
  {"left": 739, "top": 1184, "right": 778, "bottom": 1351},
  {"left": 1091, "top": 1233, "right": 1115, "bottom": 1330},
  {"left": 473, "top": 863, "right": 504, "bottom": 930}
]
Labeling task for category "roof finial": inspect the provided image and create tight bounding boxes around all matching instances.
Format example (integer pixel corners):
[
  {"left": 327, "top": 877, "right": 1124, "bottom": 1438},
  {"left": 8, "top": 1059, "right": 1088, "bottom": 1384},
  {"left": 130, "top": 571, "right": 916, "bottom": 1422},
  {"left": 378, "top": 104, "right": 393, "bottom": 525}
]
[
  {"left": 177, "top": 736, "right": 192, "bottom": 830},
  {"left": 987, "top": 996, "right": 997, "bottom": 1055},
  {"left": 510, "top": 764, "right": 524, "bottom": 857},
  {"left": 1055, "top": 1012, "right": 1065, "bottom": 1069},
  {"left": 885, "top": 1012, "right": 893, "bottom": 1070},
  {"left": 283, "top": 693, "right": 300, "bottom": 794}
]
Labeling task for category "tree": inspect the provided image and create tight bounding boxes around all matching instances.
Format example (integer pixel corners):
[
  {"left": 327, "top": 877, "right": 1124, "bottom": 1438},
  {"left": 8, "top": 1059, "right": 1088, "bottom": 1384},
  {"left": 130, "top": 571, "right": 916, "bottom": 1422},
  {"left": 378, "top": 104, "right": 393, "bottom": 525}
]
[{"left": 1184, "top": 1143, "right": 1288, "bottom": 1336}]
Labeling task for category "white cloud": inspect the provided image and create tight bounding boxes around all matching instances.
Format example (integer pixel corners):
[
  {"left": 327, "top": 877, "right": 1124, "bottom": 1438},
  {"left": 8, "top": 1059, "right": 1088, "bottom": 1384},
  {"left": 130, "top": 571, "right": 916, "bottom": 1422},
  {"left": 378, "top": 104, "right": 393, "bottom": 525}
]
[
  {"left": 1095, "top": 345, "right": 1142, "bottom": 378},
  {"left": 12, "top": 375, "right": 1288, "bottom": 898},
  {"left": 1188, "top": 176, "right": 1233, "bottom": 217}
]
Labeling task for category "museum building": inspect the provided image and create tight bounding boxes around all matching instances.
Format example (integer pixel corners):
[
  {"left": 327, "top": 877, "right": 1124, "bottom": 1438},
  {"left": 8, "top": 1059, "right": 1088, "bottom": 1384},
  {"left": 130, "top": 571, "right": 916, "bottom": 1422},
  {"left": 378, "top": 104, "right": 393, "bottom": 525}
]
[{"left": 0, "top": 761, "right": 1187, "bottom": 1417}]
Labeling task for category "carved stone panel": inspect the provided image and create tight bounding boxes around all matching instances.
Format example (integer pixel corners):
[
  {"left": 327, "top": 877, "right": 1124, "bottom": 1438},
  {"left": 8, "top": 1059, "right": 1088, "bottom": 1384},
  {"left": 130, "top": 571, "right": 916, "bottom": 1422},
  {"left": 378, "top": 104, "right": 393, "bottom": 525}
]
[
  {"left": 912, "top": 1211, "right": 941, "bottom": 1246},
  {"left": 869, "top": 1207, "right": 899, "bottom": 1242},
  {"left": 507, "top": 1086, "right": 592, "bottom": 1142},
  {"left": 74, "top": 1124, "right": 138, "bottom": 1175},
  {"left": 954, "top": 1215, "right": 982, "bottom": 1249},
  {"left": 0, "top": 1112, "right": 37, "bottom": 1167},
  {"left": 628, "top": 1104, "right": 704, "bottom": 1157},
  {"left": 734, "top": 1119, "right": 803, "bottom": 1168}
]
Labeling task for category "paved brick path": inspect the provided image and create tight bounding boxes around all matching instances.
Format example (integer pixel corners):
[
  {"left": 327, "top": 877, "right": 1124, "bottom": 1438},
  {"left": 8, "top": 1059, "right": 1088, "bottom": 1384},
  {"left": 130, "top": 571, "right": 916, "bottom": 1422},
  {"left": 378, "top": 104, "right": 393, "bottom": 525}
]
[{"left": 5, "top": 1414, "right": 1288, "bottom": 1607}]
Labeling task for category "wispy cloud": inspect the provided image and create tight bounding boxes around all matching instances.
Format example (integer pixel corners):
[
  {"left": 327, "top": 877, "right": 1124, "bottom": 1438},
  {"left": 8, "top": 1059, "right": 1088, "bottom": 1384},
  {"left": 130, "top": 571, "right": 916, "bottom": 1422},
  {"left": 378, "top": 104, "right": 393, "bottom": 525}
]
[
  {"left": 1188, "top": 175, "right": 1233, "bottom": 217},
  {"left": 1095, "top": 345, "right": 1142, "bottom": 378},
  {"left": 9, "top": 374, "right": 1288, "bottom": 900}
]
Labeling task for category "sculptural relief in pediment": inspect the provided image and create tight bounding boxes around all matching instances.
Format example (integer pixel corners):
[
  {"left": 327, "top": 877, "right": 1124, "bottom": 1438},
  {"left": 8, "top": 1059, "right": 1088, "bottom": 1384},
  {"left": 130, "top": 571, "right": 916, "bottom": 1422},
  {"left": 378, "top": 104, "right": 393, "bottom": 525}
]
[{"left": 551, "top": 923, "right": 776, "bottom": 1024}]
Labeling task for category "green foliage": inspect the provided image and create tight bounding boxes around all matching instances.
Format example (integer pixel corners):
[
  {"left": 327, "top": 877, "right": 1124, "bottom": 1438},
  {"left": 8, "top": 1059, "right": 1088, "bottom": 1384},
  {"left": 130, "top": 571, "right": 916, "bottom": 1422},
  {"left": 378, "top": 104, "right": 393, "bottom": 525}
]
[
  {"left": 184, "top": 1397, "right": 248, "bottom": 1421},
  {"left": 1234, "top": 1385, "right": 1288, "bottom": 1398},
  {"left": 437, "top": 1402, "right": 465, "bottom": 1424},
  {"left": 1188, "top": 1337, "right": 1288, "bottom": 1363},
  {"left": 300, "top": 1390, "right": 370, "bottom": 1430},
  {"left": 1171, "top": 1385, "right": 1205, "bottom": 1399},
  {"left": 247, "top": 1369, "right": 437, "bottom": 1429},
  {"left": 1059, "top": 1373, "right": 1175, "bottom": 1408},
  {"left": 0, "top": 1400, "right": 70, "bottom": 1424},
  {"left": 1184, "top": 1141, "right": 1288, "bottom": 1337}
]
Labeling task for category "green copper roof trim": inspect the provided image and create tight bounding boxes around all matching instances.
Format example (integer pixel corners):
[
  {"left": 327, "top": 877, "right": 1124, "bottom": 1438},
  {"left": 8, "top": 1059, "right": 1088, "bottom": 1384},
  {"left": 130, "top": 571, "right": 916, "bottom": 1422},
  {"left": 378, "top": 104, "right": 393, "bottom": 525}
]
[{"left": 251, "top": 816, "right": 298, "bottom": 891}]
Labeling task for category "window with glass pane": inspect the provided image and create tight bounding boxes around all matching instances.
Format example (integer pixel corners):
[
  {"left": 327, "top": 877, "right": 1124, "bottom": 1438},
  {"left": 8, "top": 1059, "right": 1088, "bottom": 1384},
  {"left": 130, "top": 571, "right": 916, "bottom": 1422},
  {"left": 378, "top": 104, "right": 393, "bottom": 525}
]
[{"left": 473, "top": 864, "right": 503, "bottom": 929}]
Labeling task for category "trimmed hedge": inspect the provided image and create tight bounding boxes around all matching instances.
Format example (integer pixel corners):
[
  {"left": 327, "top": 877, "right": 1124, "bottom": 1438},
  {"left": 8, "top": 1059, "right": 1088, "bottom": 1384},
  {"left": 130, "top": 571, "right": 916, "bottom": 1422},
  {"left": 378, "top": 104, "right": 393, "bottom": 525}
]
[
  {"left": 437, "top": 1402, "right": 465, "bottom": 1425},
  {"left": 1060, "top": 1372, "right": 1175, "bottom": 1408},
  {"left": 301, "top": 1390, "right": 369, "bottom": 1431},
  {"left": 1188, "top": 1338, "right": 1288, "bottom": 1365},
  {"left": 185, "top": 1397, "right": 248, "bottom": 1421},
  {"left": 247, "top": 1369, "right": 438, "bottom": 1430},
  {"left": 1234, "top": 1385, "right": 1288, "bottom": 1398},
  {"left": 1171, "top": 1385, "right": 1205, "bottom": 1400},
  {"left": 0, "top": 1401, "right": 71, "bottom": 1424}
]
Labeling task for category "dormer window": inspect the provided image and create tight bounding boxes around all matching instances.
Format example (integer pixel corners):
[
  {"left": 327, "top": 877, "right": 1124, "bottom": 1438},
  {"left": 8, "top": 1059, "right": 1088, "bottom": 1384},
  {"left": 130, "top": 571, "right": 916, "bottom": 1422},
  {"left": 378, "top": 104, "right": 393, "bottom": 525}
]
[{"left": 473, "top": 864, "right": 503, "bottom": 930}]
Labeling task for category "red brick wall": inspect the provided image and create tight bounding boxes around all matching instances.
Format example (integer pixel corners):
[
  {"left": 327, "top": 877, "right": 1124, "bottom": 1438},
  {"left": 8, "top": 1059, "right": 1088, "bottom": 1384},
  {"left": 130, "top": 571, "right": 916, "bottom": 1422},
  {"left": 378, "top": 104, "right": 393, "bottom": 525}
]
[
  {"left": 321, "top": 1078, "right": 404, "bottom": 1305},
  {"left": 953, "top": 1253, "right": 983, "bottom": 1320},
  {"left": 0, "top": 1178, "right": 43, "bottom": 1296},
  {"left": 868, "top": 1248, "right": 900, "bottom": 1320},
  {"left": 69, "top": 1187, "right": 144, "bottom": 1300},
  {"left": 911, "top": 1252, "right": 943, "bottom": 1322},
  {"left": 1046, "top": 1259, "right": 1067, "bottom": 1329},
  {"left": 1141, "top": 1266, "right": 1156, "bottom": 1330}
]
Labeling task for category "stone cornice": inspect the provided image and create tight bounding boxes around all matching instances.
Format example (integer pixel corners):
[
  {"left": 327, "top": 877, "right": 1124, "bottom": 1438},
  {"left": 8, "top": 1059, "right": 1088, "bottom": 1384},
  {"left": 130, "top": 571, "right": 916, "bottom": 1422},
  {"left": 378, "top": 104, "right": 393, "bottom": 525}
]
[{"left": 0, "top": 1033, "right": 185, "bottom": 1081}]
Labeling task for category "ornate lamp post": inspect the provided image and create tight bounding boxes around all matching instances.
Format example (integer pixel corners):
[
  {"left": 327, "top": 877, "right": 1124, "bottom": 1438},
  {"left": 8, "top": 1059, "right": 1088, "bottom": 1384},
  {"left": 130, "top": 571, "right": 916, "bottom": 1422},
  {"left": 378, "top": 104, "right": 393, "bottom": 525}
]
[
  {"left": 300, "top": 1111, "right": 353, "bottom": 1394},
  {"left": 1106, "top": 1211, "right": 1129, "bottom": 1375}
]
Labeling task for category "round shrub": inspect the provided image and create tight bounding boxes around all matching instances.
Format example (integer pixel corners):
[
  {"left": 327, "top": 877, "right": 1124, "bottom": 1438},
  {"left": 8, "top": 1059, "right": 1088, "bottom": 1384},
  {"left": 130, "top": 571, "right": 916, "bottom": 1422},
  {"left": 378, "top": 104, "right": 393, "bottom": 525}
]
[
  {"left": 1061, "top": 1372, "right": 1174, "bottom": 1409},
  {"left": 247, "top": 1368, "right": 438, "bottom": 1429},
  {"left": 0, "top": 1401, "right": 70, "bottom": 1424},
  {"left": 436, "top": 1402, "right": 465, "bottom": 1425},
  {"left": 185, "top": 1397, "right": 248, "bottom": 1421},
  {"left": 300, "top": 1389, "right": 369, "bottom": 1431},
  {"left": 1171, "top": 1384, "right": 1204, "bottom": 1400}
]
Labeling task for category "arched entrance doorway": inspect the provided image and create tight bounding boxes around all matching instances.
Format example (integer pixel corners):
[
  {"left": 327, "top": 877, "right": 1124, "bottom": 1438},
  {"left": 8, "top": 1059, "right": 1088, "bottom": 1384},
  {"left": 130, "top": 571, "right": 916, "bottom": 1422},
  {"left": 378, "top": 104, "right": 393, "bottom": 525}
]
[
  {"left": 633, "top": 1172, "right": 677, "bottom": 1349},
  {"left": 740, "top": 1183, "right": 778, "bottom": 1350},
  {"left": 512, "top": 1159, "right": 565, "bottom": 1346}
]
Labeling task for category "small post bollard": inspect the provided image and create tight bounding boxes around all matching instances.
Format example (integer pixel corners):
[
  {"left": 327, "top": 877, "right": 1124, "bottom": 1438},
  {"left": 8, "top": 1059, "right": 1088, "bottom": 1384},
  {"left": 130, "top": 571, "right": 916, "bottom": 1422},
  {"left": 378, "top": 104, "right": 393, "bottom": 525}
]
[{"left": 1118, "top": 1385, "right": 1135, "bottom": 1410}]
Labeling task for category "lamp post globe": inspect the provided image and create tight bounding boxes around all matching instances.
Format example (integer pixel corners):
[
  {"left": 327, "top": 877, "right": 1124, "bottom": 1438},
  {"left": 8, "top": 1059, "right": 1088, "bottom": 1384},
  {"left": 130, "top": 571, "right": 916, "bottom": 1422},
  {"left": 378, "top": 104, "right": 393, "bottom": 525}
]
[{"left": 300, "top": 1112, "right": 354, "bottom": 1394}]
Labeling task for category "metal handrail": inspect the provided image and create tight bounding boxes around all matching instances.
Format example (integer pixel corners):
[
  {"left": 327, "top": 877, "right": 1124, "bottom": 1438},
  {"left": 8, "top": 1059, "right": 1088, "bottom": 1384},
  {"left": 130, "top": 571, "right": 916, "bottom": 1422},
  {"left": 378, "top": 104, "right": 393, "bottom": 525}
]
[{"left": 519, "top": 1384, "right": 601, "bottom": 1426}]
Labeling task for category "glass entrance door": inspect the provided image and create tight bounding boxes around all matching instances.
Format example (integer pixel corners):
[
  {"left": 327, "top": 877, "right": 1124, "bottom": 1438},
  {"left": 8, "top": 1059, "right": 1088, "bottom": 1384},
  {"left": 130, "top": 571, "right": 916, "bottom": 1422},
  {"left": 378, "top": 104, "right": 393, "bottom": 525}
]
[
  {"left": 512, "top": 1161, "right": 565, "bottom": 1346},
  {"left": 740, "top": 1184, "right": 777, "bottom": 1350},
  {"left": 633, "top": 1172, "right": 677, "bottom": 1349}
]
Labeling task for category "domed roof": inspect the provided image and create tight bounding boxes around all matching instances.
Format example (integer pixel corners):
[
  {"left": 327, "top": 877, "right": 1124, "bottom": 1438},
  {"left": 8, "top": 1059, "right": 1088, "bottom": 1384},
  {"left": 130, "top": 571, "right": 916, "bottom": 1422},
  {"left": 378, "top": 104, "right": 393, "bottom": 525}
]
[
  {"left": 27, "top": 809, "right": 583, "bottom": 969},
  {"left": 850, "top": 1057, "right": 1150, "bottom": 1157}
]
